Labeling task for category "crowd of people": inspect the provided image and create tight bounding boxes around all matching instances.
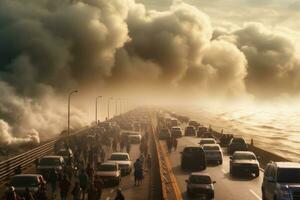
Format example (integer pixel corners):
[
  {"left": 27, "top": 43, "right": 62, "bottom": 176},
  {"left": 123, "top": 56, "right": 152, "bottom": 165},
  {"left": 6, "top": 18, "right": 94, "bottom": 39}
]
[{"left": 2, "top": 118, "right": 151, "bottom": 200}]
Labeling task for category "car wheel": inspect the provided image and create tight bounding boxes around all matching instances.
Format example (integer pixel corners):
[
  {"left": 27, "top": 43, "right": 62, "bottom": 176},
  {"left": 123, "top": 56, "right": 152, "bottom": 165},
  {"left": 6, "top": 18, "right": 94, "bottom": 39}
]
[{"left": 255, "top": 171, "right": 260, "bottom": 177}]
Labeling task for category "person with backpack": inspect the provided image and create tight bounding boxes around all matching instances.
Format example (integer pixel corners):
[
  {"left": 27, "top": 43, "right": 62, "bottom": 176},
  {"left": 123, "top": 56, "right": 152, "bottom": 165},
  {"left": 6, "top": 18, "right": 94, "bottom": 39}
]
[{"left": 71, "top": 182, "right": 81, "bottom": 200}]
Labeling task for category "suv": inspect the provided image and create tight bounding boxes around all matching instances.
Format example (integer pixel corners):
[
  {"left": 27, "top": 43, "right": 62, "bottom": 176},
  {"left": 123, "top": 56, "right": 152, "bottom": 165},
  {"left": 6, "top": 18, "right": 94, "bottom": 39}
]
[
  {"left": 262, "top": 162, "right": 300, "bottom": 200},
  {"left": 181, "top": 146, "right": 206, "bottom": 170},
  {"left": 95, "top": 162, "right": 121, "bottom": 186},
  {"left": 185, "top": 126, "right": 196, "bottom": 136},
  {"left": 230, "top": 151, "right": 260, "bottom": 177},
  {"left": 158, "top": 128, "right": 171, "bottom": 140},
  {"left": 171, "top": 127, "right": 183, "bottom": 138},
  {"left": 108, "top": 153, "right": 132, "bottom": 175},
  {"left": 37, "top": 156, "right": 65, "bottom": 179},
  {"left": 228, "top": 137, "right": 248, "bottom": 154}
]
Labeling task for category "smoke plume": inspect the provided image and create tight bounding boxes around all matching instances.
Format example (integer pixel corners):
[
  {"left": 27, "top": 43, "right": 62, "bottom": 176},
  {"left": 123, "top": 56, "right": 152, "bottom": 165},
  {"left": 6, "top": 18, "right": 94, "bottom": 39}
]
[{"left": 0, "top": 0, "right": 299, "bottom": 144}]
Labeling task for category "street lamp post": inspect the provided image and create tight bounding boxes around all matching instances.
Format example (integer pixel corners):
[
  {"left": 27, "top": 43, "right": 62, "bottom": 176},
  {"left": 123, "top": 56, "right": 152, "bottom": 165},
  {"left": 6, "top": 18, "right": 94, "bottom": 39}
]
[
  {"left": 68, "top": 90, "right": 78, "bottom": 137},
  {"left": 115, "top": 98, "right": 118, "bottom": 116},
  {"left": 107, "top": 97, "right": 113, "bottom": 119},
  {"left": 119, "top": 99, "right": 122, "bottom": 115},
  {"left": 95, "top": 96, "right": 102, "bottom": 125}
]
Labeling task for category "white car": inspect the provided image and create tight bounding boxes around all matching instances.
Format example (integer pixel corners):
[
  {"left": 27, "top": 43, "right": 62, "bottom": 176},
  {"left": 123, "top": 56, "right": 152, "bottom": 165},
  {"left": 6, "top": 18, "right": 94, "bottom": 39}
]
[
  {"left": 108, "top": 153, "right": 132, "bottom": 175},
  {"left": 128, "top": 134, "right": 142, "bottom": 144},
  {"left": 203, "top": 144, "right": 223, "bottom": 164},
  {"left": 186, "top": 172, "right": 215, "bottom": 198},
  {"left": 171, "top": 126, "right": 183, "bottom": 138},
  {"left": 9, "top": 174, "right": 46, "bottom": 196},
  {"left": 95, "top": 162, "right": 121, "bottom": 185},
  {"left": 199, "top": 138, "right": 217, "bottom": 146}
]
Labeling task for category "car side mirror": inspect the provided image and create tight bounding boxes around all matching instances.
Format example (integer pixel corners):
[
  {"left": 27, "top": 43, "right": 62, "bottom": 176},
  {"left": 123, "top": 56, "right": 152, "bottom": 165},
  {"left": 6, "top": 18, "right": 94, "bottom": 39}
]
[
  {"left": 185, "top": 179, "right": 189, "bottom": 183},
  {"left": 229, "top": 156, "right": 233, "bottom": 160},
  {"left": 213, "top": 181, "right": 216, "bottom": 184}
]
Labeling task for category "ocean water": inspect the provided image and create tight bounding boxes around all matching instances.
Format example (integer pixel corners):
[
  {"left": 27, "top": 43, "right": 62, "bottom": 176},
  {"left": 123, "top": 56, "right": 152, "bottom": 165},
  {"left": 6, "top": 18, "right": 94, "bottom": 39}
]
[{"left": 170, "top": 104, "right": 300, "bottom": 162}]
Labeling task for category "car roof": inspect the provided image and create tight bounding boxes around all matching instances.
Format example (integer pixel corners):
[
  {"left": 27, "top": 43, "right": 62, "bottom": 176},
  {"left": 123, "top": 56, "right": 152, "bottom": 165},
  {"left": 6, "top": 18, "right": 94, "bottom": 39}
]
[
  {"left": 201, "top": 138, "right": 215, "bottom": 141},
  {"left": 100, "top": 162, "right": 118, "bottom": 166},
  {"left": 12, "top": 174, "right": 41, "bottom": 178},
  {"left": 203, "top": 144, "right": 220, "bottom": 147},
  {"left": 41, "top": 155, "right": 62, "bottom": 159},
  {"left": 190, "top": 172, "right": 210, "bottom": 177},
  {"left": 111, "top": 152, "right": 130, "bottom": 156},
  {"left": 233, "top": 151, "right": 255, "bottom": 155},
  {"left": 275, "top": 162, "right": 300, "bottom": 169}
]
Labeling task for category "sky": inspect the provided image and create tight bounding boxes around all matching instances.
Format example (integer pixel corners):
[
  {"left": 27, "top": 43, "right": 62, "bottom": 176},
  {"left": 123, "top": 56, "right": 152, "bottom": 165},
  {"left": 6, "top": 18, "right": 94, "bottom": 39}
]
[{"left": 0, "top": 0, "right": 300, "bottom": 144}]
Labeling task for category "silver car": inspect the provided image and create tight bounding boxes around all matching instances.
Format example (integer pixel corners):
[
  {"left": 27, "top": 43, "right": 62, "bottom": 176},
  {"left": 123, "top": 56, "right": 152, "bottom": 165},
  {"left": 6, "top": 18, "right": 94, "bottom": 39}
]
[
  {"left": 203, "top": 144, "right": 223, "bottom": 164},
  {"left": 95, "top": 162, "right": 121, "bottom": 185},
  {"left": 109, "top": 153, "right": 132, "bottom": 175}
]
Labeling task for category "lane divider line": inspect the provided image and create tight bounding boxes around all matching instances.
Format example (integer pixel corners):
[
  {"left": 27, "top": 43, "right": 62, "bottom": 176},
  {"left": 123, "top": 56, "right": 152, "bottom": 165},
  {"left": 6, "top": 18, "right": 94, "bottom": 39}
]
[{"left": 249, "top": 189, "right": 262, "bottom": 200}]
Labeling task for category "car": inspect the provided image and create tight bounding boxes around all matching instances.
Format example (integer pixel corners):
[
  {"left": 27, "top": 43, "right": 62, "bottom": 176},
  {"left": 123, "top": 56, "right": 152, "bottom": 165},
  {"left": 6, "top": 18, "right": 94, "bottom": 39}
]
[
  {"left": 95, "top": 162, "right": 121, "bottom": 186},
  {"left": 189, "top": 120, "right": 200, "bottom": 128},
  {"left": 171, "top": 127, "right": 183, "bottom": 138},
  {"left": 262, "top": 162, "right": 300, "bottom": 200},
  {"left": 181, "top": 146, "right": 206, "bottom": 170},
  {"left": 185, "top": 172, "right": 215, "bottom": 199},
  {"left": 171, "top": 119, "right": 179, "bottom": 127},
  {"left": 57, "top": 148, "right": 73, "bottom": 165},
  {"left": 37, "top": 156, "right": 65, "bottom": 179},
  {"left": 230, "top": 151, "right": 260, "bottom": 177},
  {"left": 203, "top": 144, "right": 223, "bottom": 164},
  {"left": 9, "top": 174, "right": 46, "bottom": 196},
  {"left": 228, "top": 137, "right": 248, "bottom": 154},
  {"left": 196, "top": 126, "right": 208, "bottom": 137},
  {"left": 128, "top": 134, "right": 142, "bottom": 144},
  {"left": 199, "top": 138, "right": 217, "bottom": 146},
  {"left": 158, "top": 128, "right": 171, "bottom": 140},
  {"left": 108, "top": 152, "right": 132, "bottom": 175},
  {"left": 185, "top": 126, "right": 196, "bottom": 136}
]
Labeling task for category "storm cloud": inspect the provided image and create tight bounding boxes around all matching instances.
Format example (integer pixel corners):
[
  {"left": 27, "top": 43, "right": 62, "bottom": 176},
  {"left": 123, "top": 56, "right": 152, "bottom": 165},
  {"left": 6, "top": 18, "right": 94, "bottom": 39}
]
[{"left": 0, "top": 0, "right": 299, "bottom": 144}]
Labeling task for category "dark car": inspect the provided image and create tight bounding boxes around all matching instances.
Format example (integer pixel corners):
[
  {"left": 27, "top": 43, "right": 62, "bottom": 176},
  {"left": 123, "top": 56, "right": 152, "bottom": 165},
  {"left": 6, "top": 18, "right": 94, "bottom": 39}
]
[
  {"left": 196, "top": 126, "right": 208, "bottom": 137},
  {"left": 158, "top": 128, "right": 171, "bottom": 140},
  {"left": 228, "top": 137, "right": 248, "bottom": 154},
  {"left": 57, "top": 148, "right": 73, "bottom": 166},
  {"left": 185, "top": 126, "right": 196, "bottom": 136},
  {"left": 189, "top": 120, "right": 200, "bottom": 129},
  {"left": 171, "top": 127, "right": 183, "bottom": 138},
  {"left": 37, "top": 156, "right": 65, "bottom": 179},
  {"left": 181, "top": 146, "right": 206, "bottom": 170},
  {"left": 186, "top": 173, "right": 215, "bottom": 199},
  {"left": 230, "top": 151, "right": 260, "bottom": 177}
]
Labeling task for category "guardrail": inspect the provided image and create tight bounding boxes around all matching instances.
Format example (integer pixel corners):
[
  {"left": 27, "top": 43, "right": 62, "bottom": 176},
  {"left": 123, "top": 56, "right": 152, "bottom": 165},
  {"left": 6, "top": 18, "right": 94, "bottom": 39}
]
[
  {"left": 150, "top": 113, "right": 182, "bottom": 200},
  {"left": 0, "top": 126, "right": 89, "bottom": 182}
]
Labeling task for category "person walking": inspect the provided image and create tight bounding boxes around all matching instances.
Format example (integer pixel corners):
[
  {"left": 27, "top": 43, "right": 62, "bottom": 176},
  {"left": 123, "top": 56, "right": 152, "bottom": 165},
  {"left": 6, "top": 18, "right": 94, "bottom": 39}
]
[
  {"left": 114, "top": 189, "right": 125, "bottom": 200},
  {"left": 48, "top": 169, "right": 58, "bottom": 199},
  {"left": 94, "top": 176, "right": 104, "bottom": 200},
  {"left": 146, "top": 154, "right": 151, "bottom": 170},
  {"left": 79, "top": 169, "right": 89, "bottom": 200},
  {"left": 71, "top": 182, "right": 81, "bottom": 200},
  {"left": 59, "top": 175, "right": 70, "bottom": 200},
  {"left": 36, "top": 186, "right": 48, "bottom": 200},
  {"left": 23, "top": 187, "right": 34, "bottom": 200},
  {"left": 126, "top": 142, "right": 131, "bottom": 154},
  {"left": 87, "top": 184, "right": 99, "bottom": 200},
  {"left": 167, "top": 137, "right": 173, "bottom": 153},
  {"left": 173, "top": 138, "right": 178, "bottom": 151}
]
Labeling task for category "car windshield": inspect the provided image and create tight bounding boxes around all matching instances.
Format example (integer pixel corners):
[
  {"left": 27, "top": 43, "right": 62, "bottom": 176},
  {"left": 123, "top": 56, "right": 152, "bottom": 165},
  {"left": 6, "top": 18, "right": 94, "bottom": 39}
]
[
  {"left": 200, "top": 140, "right": 215, "bottom": 144},
  {"left": 190, "top": 175, "right": 211, "bottom": 184},
  {"left": 232, "top": 138, "right": 245, "bottom": 144},
  {"left": 10, "top": 176, "right": 39, "bottom": 187},
  {"left": 184, "top": 147, "right": 202, "bottom": 153},
  {"left": 277, "top": 168, "right": 300, "bottom": 183},
  {"left": 97, "top": 164, "right": 117, "bottom": 171},
  {"left": 203, "top": 146, "right": 219, "bottom": 150},
  {"left": 160, "top": 129, "right": 169, "bottom": 133},
  {"left": 233, "top": 153, "right": 256, "bottom": 160},
  {"left": 110, "top": 154, "right": 129, "bottom": 160},
  {"left": 39, "top": 158, "right": 61, "bottom": 166}
]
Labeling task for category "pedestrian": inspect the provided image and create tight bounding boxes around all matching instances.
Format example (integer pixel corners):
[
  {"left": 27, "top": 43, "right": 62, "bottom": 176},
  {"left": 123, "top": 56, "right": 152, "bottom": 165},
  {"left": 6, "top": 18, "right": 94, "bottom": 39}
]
[
  {"left": 79, "top": 169, "right": 89, "bottom": 200},
  {"left": 134, "top": 159, "right": 143, "bottom": 186},
  {"left": 14, "top": 165, "right": 21, "bottom": 175},
  {"left": 87, "top": 184, "right": 98, "bottom": 200},
  {"left": 167, "top": 137, "right": 172, "bottom": 153},
  {"left": 3, "top": 185, "right": 18, "bottom": 200},
  {"left": 114, "top": 188, "right": 125, "bottom": 200},
  {"left": 86, "top": 163, "right": 94, "bottom": 181},
  {"left": 36, "top": 186, "right": 48, "bottom": 200},
  {"left": 173, "top": 138, "right": 178, "bottom": 151},
  {"left": 71, "top": 182, "right": 81, "bottom": 200},
  {"left": 94, "top": 176, "right": 104, "bottom": 200},
  {"left": 126, "top": 142, "right": 131, "bottom": 154},
  {"left": 146, "top": 154, "right": 151, "bottom": 170},
  {"left": 48, "top": 169, "right": 58, "bottom": 199},
  {"left": 23, "top": 187, "right": 34, "bottom": 200},
  {"left": 59, "top": 175, "right": 70, "bottom": 200}
]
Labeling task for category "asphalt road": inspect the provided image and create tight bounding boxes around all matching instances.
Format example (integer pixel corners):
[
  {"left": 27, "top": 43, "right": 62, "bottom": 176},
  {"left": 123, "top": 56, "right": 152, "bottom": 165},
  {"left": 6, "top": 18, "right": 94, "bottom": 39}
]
[{"left": 161, "top": 135, "right": 264, "bottom": 200}]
